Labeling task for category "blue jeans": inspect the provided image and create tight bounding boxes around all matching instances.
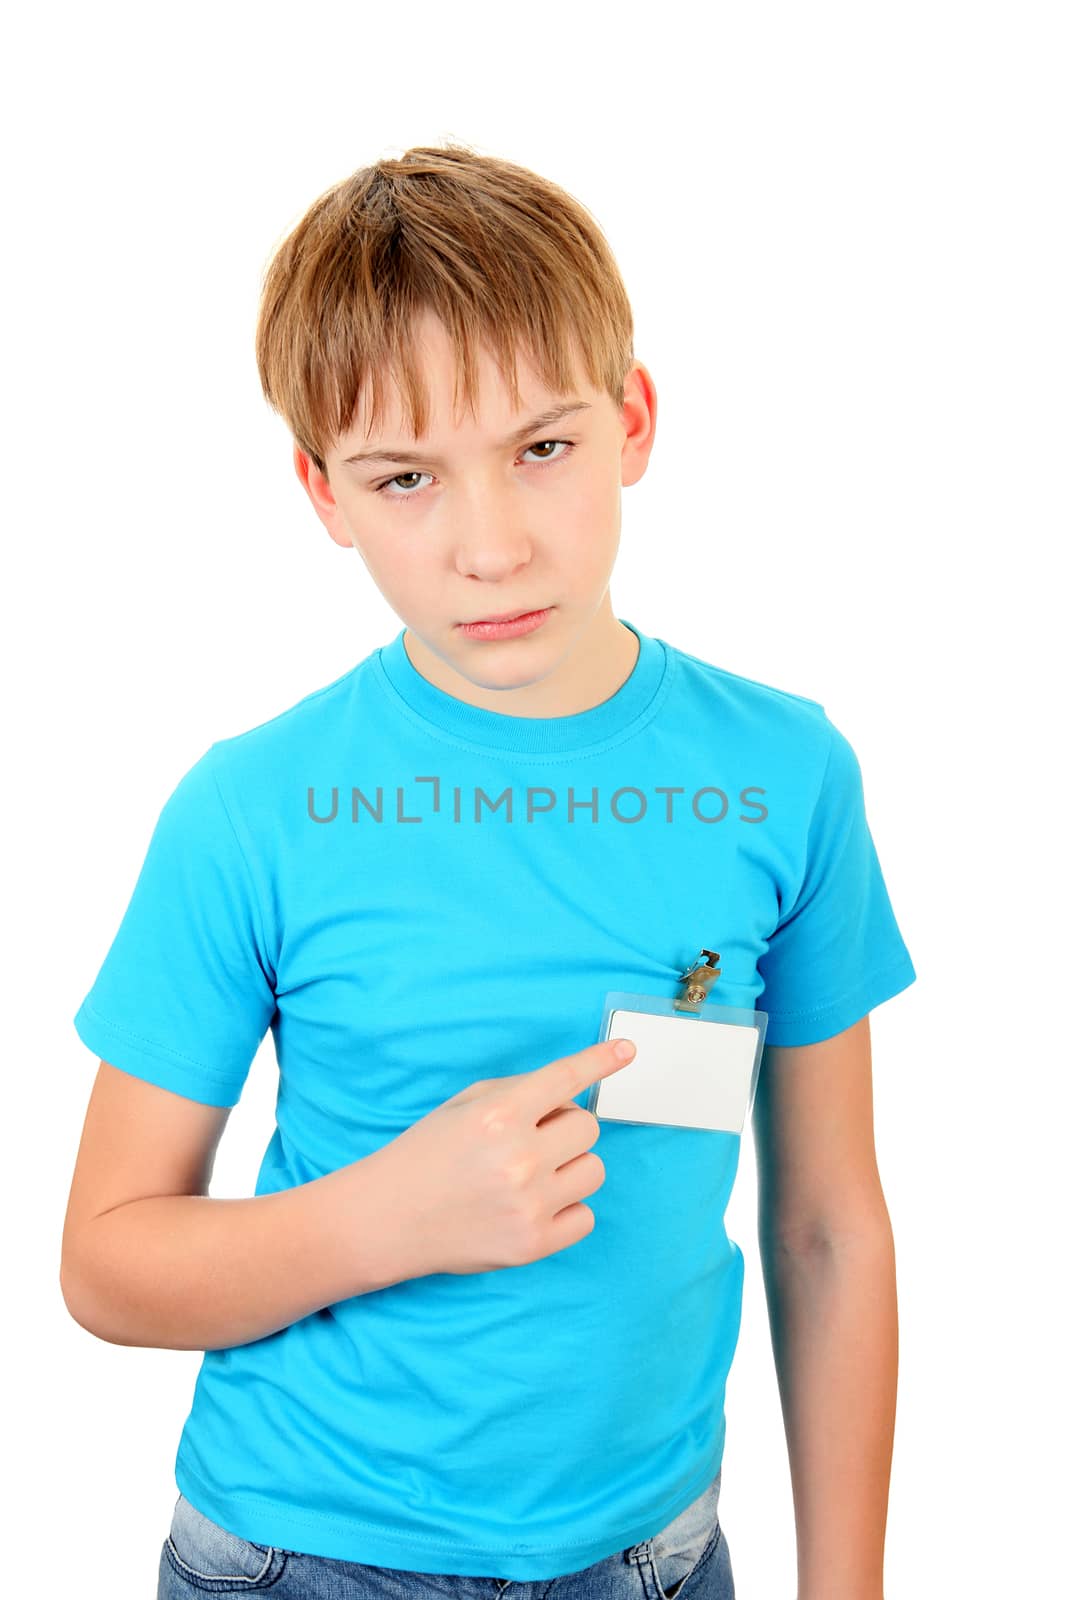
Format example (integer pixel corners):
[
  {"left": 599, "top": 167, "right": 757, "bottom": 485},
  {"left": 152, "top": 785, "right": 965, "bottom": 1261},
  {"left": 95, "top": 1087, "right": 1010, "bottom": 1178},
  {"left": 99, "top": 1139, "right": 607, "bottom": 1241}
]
[{"left": 157, "top": 1473, "right": 734, "bottom": 1599}]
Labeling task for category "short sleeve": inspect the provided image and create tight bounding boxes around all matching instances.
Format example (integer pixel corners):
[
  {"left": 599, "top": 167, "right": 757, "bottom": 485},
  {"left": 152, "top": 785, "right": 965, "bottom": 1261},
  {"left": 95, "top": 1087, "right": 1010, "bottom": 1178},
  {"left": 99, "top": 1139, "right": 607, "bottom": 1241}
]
[
  {"left": 757, "top": 718, "right": 916, "bottom": 1047},
  {"left": 73, "top": 745, "right": 278, "bottom": 1107}
]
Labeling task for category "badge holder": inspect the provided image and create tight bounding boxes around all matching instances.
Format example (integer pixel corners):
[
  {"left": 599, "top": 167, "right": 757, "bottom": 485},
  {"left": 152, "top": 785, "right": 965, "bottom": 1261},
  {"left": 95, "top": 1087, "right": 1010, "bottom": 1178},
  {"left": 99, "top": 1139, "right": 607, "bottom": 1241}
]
[{"left": 589, "top": 950, "right": 768, "bottom": 1136}]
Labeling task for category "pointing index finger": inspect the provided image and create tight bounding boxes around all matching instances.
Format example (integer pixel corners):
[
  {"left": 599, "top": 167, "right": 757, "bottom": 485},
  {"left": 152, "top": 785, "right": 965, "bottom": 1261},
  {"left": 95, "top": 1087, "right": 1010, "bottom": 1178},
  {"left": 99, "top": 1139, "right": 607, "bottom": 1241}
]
[{"left": 520, "top": 1037, "right": 636, "bottom": 1121}]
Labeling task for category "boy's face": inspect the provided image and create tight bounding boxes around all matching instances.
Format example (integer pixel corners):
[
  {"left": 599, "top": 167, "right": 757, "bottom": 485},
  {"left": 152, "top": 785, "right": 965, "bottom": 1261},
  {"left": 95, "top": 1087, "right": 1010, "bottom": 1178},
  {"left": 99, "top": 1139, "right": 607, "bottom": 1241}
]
[{"left": 295, "top": 309, "right": 657, "bottom": 713}]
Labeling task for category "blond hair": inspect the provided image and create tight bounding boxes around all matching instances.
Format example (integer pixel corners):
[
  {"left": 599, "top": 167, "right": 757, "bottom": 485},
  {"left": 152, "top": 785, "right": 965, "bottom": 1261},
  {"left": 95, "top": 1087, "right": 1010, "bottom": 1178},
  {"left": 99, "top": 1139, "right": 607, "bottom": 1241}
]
[{"left": 254, "top": 142, "right": 635, "bottom": 479}]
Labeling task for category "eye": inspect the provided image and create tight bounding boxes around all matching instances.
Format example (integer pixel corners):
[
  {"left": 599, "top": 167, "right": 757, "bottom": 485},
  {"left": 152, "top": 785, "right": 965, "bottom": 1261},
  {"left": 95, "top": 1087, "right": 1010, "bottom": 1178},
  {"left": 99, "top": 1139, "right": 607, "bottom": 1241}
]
[{"left": 373, "top": 438, "right": 577, "bottom": 504}]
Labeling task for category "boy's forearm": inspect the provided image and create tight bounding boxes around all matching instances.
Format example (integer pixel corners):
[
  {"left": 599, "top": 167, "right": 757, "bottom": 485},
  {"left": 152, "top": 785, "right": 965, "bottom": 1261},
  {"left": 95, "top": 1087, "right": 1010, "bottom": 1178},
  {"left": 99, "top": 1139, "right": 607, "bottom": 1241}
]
[
  {"left": 759, "top": 1218, "right": 898, "bottom": 1600},
  {"left": 61, "top": 1149, "right": 419, "bottom": 1351}
]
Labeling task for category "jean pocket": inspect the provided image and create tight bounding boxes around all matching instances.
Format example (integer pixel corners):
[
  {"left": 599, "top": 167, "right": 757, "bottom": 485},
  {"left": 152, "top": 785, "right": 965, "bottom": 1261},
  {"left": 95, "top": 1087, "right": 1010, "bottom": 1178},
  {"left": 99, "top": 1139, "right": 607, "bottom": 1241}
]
[
  {"left": 647, "top": 1471, "right": 723, "bottom": 1600},
  {"left": 163, "top": 1493, "right": 290, "bottom": 1592}
]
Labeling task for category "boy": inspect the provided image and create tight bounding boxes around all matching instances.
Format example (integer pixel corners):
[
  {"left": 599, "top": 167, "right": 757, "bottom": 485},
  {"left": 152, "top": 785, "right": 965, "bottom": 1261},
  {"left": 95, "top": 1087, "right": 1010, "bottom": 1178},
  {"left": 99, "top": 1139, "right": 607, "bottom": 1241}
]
[{"left": 62, "top": 144, "right": 915, "bottom": 1599}]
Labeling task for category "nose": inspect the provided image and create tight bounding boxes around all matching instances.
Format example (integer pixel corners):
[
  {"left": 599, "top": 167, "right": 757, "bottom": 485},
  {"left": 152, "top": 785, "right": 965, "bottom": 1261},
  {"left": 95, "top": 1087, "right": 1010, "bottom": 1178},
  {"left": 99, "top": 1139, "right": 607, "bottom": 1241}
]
[{"left": 452, "top": 493, "right": 535, "bottom": 582}]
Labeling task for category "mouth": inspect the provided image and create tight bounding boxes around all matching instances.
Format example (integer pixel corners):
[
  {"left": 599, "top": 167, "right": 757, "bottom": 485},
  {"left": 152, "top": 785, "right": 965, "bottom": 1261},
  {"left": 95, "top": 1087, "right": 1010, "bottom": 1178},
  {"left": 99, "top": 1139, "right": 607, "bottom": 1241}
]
[
  {"left": 456, "top": 606, "right": 554, "bottom": 640},
  {"left": 461, "top": 607, "right": 545, "bottom": 624}
]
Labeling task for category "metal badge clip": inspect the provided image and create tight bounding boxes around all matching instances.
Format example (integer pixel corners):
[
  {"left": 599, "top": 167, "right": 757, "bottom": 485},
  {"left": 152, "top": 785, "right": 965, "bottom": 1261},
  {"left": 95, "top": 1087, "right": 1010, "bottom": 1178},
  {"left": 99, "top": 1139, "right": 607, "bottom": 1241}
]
[{"left": 674, "top": 949, "right": 722, "bottom": 1013}]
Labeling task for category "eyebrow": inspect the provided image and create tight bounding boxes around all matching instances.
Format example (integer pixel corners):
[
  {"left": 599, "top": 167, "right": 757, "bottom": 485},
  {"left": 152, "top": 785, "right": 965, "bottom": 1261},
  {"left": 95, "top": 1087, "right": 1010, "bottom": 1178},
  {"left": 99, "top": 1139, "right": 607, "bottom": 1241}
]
[{"left": 341, "top": 400, "right": 594, "bottom": 469}]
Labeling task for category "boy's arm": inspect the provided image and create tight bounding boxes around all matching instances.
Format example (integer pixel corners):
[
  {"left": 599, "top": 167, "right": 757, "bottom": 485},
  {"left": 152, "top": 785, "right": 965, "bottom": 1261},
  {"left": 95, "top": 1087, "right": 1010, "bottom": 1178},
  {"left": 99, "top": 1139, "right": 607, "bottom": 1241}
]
[
  {"left": 752, "top": 1015, "right": 898, "bottom": 1600},
  {"left": 61, "top": 1159, "right": 412, "bottom": 1351},
  {"left": 60, "top": 1063, "right": 419, "bottom": 1351}
]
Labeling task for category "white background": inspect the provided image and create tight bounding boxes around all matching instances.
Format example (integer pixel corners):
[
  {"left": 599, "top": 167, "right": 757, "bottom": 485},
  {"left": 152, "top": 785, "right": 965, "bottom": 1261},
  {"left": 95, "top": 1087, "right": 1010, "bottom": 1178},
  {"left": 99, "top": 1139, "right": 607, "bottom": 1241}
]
[{"left": 5, "top": 1, "right": 1063, "bottom": 1594}]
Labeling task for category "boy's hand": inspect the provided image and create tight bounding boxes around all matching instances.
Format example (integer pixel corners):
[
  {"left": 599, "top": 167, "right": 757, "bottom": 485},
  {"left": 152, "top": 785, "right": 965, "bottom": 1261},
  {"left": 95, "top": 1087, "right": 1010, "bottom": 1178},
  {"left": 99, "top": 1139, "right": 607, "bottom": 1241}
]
[{"left": 372, "top": 1039, "right": 637, "bottom": 1279}]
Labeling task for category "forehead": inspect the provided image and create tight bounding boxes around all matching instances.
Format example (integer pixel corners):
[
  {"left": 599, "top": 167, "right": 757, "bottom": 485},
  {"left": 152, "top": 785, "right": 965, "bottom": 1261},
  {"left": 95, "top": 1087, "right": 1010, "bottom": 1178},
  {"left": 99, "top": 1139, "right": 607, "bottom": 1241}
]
[{"left": 345, "top": 310, "right": 593, "bottom": 445}]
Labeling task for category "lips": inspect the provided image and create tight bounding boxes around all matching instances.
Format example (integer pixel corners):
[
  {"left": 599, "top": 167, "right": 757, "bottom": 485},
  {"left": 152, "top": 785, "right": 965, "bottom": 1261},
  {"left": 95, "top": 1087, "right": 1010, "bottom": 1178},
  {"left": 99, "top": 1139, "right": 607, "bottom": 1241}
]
[{"left": 463, "top": 608, "right": 542, "bottom": 624}]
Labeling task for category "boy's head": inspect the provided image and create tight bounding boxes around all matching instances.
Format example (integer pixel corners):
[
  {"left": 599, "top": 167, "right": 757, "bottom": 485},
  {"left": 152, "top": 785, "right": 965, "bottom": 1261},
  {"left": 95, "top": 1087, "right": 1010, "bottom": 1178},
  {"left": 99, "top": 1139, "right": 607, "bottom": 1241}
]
[{"left": 255, "top": 143, "right": 656, "bottom": 709}]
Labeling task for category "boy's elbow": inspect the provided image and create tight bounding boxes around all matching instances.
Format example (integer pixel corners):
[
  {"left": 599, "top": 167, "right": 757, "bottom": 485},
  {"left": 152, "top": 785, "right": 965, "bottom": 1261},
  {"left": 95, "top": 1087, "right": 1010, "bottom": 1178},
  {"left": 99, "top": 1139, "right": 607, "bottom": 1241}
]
[
  {"left": 59, "top": 1257, "right": 111, "bottom": 1344},
  {"left": 60, "top": 1258, "right": 158, "bottom": 1348},
  {"left": 60, "top": 1258, "right": 94, "bottom": 1335}
]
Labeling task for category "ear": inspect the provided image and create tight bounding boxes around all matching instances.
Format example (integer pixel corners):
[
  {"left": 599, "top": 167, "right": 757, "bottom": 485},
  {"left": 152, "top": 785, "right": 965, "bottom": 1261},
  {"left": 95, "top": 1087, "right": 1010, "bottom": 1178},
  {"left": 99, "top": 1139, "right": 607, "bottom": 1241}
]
[
  {"left": 618, "top": 361, "right": 658, "bottom": 490},
  {"left": 292, "top": 443, "right": 353, "bottom": 551}
]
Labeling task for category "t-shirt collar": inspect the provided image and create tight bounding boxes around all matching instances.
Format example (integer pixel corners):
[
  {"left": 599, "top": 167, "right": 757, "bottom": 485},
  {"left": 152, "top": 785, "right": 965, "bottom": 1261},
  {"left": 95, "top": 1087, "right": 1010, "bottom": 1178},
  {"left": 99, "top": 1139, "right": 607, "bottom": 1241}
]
[{"left": 373, "top": 616, "right": 668, "bottom": 755}]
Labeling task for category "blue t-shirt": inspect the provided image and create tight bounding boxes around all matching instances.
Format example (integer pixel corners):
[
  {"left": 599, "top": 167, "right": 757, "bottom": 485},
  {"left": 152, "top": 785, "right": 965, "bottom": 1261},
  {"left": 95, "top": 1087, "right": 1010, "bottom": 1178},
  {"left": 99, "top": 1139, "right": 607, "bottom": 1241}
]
[{"left": 72, "top": 617, "right": 916, "bottom": 1579}]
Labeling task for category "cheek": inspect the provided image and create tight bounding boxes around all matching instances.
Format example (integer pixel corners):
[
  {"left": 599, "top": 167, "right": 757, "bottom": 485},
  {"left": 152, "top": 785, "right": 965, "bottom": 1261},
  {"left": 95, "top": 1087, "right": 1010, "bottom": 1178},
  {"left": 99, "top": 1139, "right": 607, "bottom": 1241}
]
[
  {"left": 560, "top": 489, "right": 620, "bottom": 569},
  {"left": 359, "top": 546, "right": 442, "bottom": 615},
  {"left": 569, "top": 471, "right": 618, "bottom": 525}
]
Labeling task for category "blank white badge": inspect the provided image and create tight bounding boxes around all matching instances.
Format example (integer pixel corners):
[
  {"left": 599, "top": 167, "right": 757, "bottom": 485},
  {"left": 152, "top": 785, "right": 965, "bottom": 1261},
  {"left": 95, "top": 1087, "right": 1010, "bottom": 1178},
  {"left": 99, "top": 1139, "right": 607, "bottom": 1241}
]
[{"left": 594, "top": 1006, "right": 762, "bottom": 1135}]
